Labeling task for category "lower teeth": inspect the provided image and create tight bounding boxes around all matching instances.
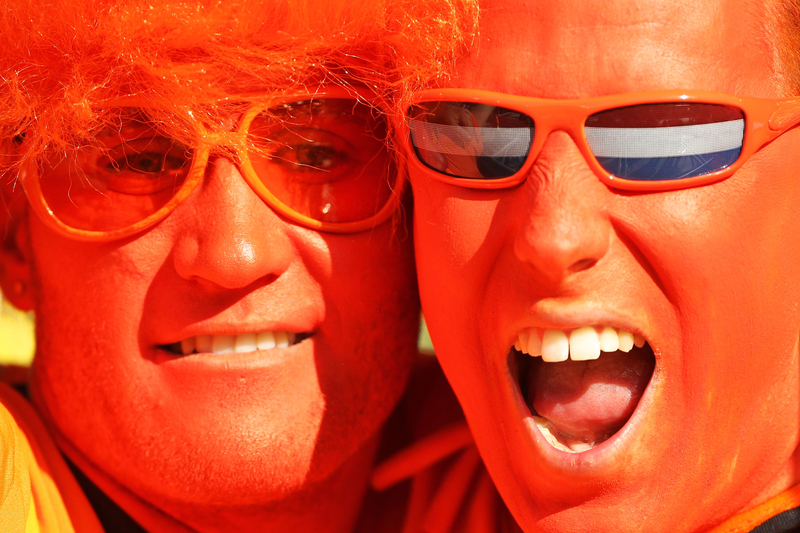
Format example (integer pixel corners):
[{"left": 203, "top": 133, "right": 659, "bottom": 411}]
[
  {"left": 534, "top": 416, "right": 583, "bottom": 453},
  {"left": 533, "top": 416, "right": 606, "bottom": 453}
]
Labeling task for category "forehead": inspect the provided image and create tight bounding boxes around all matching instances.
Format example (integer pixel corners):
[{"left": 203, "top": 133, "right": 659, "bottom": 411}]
[{"left": 452, "top": 0, "right": 775, "bottom": 97}]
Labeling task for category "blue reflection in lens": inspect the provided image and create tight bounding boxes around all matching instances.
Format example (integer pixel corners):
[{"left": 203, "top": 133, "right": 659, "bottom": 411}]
[{"left": 596, "top": 147, "right": 741, "bottom": 181}]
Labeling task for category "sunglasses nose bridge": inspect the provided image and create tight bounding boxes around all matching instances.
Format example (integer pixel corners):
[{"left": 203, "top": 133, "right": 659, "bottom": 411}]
[
  {"left": 512, "top": 106, "right": 613, "bottom": 286},
  {"left": 526, "top": 103, "right": 590, "bottom": 164}
]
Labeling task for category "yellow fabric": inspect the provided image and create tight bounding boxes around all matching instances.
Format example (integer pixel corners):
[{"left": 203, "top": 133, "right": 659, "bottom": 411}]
[
  {"left": 0, "top": 391, "right": 33, "bottom": 532},
  {"left": 0, "top": 384, "right": 102, "bottom": 533},
  {"left": 25, "top": 495, "right": 40, "bottom": 533}
]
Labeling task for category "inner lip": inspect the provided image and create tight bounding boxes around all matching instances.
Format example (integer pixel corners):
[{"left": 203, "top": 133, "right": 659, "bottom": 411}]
[
  {"left": 511, "top": 331, "right": 656, "bottom": 454},
  {"left": 159, "top": 331, "right": 313, "bottom": 356}
]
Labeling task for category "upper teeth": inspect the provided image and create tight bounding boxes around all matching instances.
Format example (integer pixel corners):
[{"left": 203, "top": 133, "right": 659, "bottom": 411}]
[
  {"left": 514, "top": 326, "right": 646, "bottom": 362},
  {"left": 179, "top": 331, "right": 297, "bottom": 356}
]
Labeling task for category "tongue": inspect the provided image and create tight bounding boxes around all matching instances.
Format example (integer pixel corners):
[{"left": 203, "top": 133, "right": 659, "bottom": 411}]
[{"left": 528, "top": 350, "right": 654, "bottom": 445}]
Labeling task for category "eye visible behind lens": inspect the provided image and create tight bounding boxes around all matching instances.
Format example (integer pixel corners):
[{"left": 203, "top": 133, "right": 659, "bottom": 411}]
[
  {"left": 585, "top": 103, "right": 745, "bottom": 181},
  {"left": 94, "top": 137, "right": 192, "bottom": 196},
  {"left": 246, "top": 98, "right": 395, "bottom": 223},
  {"left": 38, "top": 109, "right": 193, "bottom": 232},
  {"left": 408, "top": 101, "right": 534, "bottom": 180}
]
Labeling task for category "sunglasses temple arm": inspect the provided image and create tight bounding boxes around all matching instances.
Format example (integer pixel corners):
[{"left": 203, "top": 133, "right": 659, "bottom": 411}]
[{"left": 768, "top": 99, "right": 800, "bottom": 133}]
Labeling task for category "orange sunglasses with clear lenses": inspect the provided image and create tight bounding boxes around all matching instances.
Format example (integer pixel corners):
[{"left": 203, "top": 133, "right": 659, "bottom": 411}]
[
  {"left": 403, "top": 88, "right": 800, "bottom": 191},
  {"left": 19, "top": 87, "right": 404, "bottom": 242}
]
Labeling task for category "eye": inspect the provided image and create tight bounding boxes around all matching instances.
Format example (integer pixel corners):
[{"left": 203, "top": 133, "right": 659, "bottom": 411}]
[
  {"left": 242, "top": 98, "right": 395, "bottom": 223},
  {"left": 270, "top": 137, "right": 350, "bottom": 173},
  {"left": 294, "top": 144, "right": 337, "bottom": 169},
  {"left": 248, "top": 126, "right": 362, "bottom": 186},
  {"left": 101, "top": 137, "right": 190, "bottom": 175},
  {"left": 247, "top": 98, "right": 391, "bottom": 182},
  {"left": 107, "top": 145, "right": 187, "bottom": 175},
  {"left": 90, "top": 136, "right": 192, "bottom": 195}
]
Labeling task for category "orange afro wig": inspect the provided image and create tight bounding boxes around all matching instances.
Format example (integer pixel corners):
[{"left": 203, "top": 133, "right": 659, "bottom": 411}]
[{"left": 0, "top": 0, "right": 478, "bottom": 167}]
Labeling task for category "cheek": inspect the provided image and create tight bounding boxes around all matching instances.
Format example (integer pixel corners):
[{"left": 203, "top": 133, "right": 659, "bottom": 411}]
[
  {"left": 27, "top": 220, "right": 170, "bottom": 475},
  {"left": 412, "top": 183, "right": 504, "bottom": 394},
  {"left": 413, "top": 186, "right": 500, "bottom": 270},
  {"left": 626, "top": 152, "right": 800, "bottom": 483},
  {"left": 28, "top": 215, "right": 163, "bottom": 373},
  {"left": 308, "top": 228, "right": 420, "bottom": 466}
]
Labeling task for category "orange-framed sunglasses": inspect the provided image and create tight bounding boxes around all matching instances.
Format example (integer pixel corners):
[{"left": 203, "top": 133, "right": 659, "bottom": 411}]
[
  {"left": 402, "top": 88, "right": 800, "bottom": 191},
  {"left": 19, "top": 86, "right": 404, "bottom": 242}
]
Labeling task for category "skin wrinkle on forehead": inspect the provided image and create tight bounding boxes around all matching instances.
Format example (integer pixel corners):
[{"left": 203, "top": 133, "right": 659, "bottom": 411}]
[{"left": 461, "top": 0, "right": 774, "bottom": 97}]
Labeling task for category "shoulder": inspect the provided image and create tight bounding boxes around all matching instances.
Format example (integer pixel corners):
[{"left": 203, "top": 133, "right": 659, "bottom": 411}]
[
  {"left": 0, "top": 384, "right": 34, "bottom": 531},
  {"left": 0, "top": 383, "right": 102, "bottom": 533}
]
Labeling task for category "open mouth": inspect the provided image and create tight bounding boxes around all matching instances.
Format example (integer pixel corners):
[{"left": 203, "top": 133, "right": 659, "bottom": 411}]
[
  {"left": 511, "top": 326, "right": 655, "bottom": 453},
  {"left": 160, "top": 331, "right": 312, "bottom": 356}
]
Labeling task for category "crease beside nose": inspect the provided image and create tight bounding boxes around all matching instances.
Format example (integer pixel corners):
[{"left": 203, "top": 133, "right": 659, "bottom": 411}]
[
  {"left": 513, "top": 134, "right": 611, "bottom": 285},
  {"left": 171, "top": 157, "right": 293, "bottom": 289}
]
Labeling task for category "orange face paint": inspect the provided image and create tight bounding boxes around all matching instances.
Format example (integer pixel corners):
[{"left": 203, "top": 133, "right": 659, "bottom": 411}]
[
  {"left": 408, "top": 0, "right": 800, "bottom": 531},
  {"left": 0, "top": 0, "right": 476, "bottom": 529},
  {"left": 24, "top": 149, "right": 420, "bottom": 526}
]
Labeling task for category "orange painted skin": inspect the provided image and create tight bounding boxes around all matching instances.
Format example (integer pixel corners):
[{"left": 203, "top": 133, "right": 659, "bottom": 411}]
[
  {"left": 0, "top": 1, "right": 482, "bottom": 530},
  {"left": 4, "top": 141, "right": 419, "bottom": 531},
  {"left": 408, "top": 0, "right": 800, "bottom": 532}
]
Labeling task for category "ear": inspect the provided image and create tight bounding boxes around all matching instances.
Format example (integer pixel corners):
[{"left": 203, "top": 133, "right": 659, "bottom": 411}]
[{"left": 0, "top": 174, "right": 35, "bottom": 311}]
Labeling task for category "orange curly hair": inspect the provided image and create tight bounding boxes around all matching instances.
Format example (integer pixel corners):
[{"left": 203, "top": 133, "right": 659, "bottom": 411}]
[{"left": 0, "top": 0, "right": 478, "bottom": 167}]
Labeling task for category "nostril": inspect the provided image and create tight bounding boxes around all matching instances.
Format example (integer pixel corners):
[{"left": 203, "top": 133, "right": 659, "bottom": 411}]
[
  {"left": 513, "top": 199, "right": 611, "bottom": 284},
  {"left": 514, "top": 225, "right": 609, "bottom": 285},
  {"left": 569, "top": 257, "right": 598, "bottom": 274}
]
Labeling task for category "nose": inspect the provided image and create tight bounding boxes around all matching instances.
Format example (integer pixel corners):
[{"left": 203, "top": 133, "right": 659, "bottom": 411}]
[
  {"left": 514, "top": 131, "right": 611, "bottom": 286},
  {"left": 170, "top": 156, "right": 294, "bottom": 290}
]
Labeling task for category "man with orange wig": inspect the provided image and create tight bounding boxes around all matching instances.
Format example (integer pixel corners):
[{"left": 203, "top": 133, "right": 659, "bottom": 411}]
[{"left": 0, "top": 1, "right": 495, "bottom": 531}]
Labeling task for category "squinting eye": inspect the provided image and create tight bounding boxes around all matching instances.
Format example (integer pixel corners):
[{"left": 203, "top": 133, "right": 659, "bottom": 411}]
[
  {"left": 272, "top": 143, "right": 347, "bottom": 172},
  {"left": 295, "top": 145, "right": 338, "bottom": 169},
  {"left": 109, "top": 150, "right": 187, "bottom": 175},
  {"left": 100, "top": 136, "right": 190, "bottom": 174},
  {"left": 90, "top": 136, "right": 192, "bottom": 195},
  {"left": 243, "top": 98, "right": 395, "bottom": 224},
  {"left": 247, "top": 98, "right": 386, "bottom": 185},
  {"left": 248, "top": 126, "right": 361, "bottom": 185}
]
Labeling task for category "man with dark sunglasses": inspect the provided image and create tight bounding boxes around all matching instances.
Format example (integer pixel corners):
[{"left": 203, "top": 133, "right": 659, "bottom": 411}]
[{"left": 403, "top": 0, "right": 800, "bottom": 531}]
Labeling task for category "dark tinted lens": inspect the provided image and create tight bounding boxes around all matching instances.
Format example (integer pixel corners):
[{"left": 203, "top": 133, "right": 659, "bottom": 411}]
[
  {"left": 585, "top": 103, "right": 745, "bottom": 181},
  {"left": 39, "top": 109, "right": 192, "bottom": 232},
  {"left": 247, "top": 98, "right": 394, "bottom": 223},
  {"left": 408, "top": 101, "right": 534, "bottom": 179}
]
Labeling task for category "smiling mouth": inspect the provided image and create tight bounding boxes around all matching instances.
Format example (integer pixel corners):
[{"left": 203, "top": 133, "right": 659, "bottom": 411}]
[
  {"left": 161, "top": 331, "right": 311, "bottom": 356},
  {"left": 512, "top": 326, "right": 656, "bottom": 453}
]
